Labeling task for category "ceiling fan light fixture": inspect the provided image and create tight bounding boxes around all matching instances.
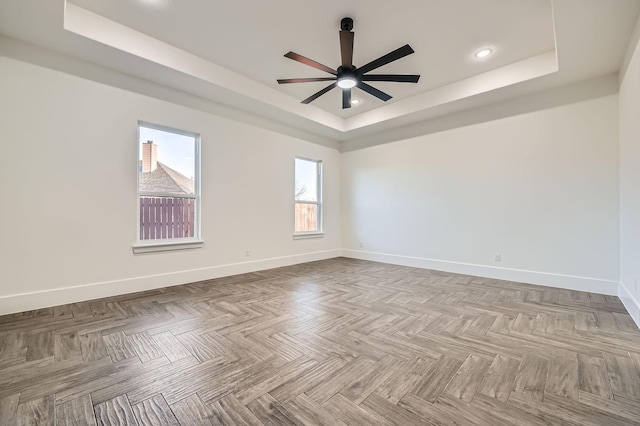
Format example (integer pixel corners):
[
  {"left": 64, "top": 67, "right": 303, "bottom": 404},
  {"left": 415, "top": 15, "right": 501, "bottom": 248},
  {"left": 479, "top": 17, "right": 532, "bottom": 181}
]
[
  {"left": 475, "top": 48, "right": 493, "bottom": 58},
  {"left": 277, "top": 17, "right": 419, "bottom": 108},
  {"left": 337, "top": 77, "right": 357, "bottom": 89}
]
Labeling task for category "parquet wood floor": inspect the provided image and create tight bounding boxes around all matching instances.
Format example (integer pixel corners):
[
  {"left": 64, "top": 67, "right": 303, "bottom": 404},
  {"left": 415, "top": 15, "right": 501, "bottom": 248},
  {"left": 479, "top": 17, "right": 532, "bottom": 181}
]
[{"left": 2, "top": 257, "right": 640, "bottom": 425}]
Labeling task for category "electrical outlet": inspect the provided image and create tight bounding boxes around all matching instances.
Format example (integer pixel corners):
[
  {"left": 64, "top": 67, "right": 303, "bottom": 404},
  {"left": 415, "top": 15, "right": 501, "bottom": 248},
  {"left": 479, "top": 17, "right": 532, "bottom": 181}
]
[
  {"left": 359, "top": 242, "right": 363, "bottom": 248},
  {"left": 494, "top": 253, "right": 502, "bottom": 262},
  {"left": 635, "top": 279, "right": 638, "bottom": 292},
  {"left": 244, "top": 249, "right": 250, "bottom": 257}
]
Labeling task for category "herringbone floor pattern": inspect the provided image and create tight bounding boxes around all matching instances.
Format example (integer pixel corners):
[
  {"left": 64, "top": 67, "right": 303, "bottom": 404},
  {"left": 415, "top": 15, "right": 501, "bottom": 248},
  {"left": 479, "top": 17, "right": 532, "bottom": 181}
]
[{"left": 1, "top": 258, "right": 640, "bottom": 425}]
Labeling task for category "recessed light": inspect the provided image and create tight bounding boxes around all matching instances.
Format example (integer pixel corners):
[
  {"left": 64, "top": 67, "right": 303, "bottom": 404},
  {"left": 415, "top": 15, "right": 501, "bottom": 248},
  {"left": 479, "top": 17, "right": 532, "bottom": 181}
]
[
  {"left": 475, "top": 48, "right": 493, "bottom": 59},
  {"left": 351, "top": 99, "right": 361, "bottom": 105}
]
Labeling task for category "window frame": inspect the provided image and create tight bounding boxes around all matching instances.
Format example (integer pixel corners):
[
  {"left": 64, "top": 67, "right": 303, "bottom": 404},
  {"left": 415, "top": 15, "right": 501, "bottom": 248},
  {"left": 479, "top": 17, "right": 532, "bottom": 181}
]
[
  {"left": 293, "top": 156, "right": 323, "bottom": 239},
  {"left": 133, "top": 121, "right": 203, "bottom": 253}
]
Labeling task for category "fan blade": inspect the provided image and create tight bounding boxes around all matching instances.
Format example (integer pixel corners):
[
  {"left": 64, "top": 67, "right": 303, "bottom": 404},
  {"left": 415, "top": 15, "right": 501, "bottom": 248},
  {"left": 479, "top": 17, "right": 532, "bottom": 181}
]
[
  {"left": 357, "top": 82, "right": 392, "bottom": 101},
  {"left": 278, "top": 78, "right": 337, "bottom": 84},
  {"left": 357, "top": 44, "right": 415, "bottom": 75},
  {"left": 284, "top": 52, "right": 337, "bottom": 75},
  {"left": 342, "top": 88, "right": 352, "bottom": 109},
  {"left": 361, "top": 74, "right": 420, "bottom": 83},
  {"left": 301, "top": 82, "right": 338, "bottom": 104},
  {"left": 340, "top": 30, "right": 354, "bottom": 68}
]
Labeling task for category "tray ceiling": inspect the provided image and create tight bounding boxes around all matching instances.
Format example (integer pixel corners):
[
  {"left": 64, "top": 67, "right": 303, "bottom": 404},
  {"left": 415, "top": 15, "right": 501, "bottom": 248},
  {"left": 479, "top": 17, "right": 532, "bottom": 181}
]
[{"left": 0, "top": 0, "right": 638, "bottom": 143}]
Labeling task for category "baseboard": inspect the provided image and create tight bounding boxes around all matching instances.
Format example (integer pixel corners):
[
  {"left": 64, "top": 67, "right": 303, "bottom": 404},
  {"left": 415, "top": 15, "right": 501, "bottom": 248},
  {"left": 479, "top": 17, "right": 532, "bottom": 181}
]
[
  {"left": 0, "top": 248, "right": 623, "bottom": 316},
  {"left": 0, "top": 249, "right": 341, "bottom": 316},
  {"left": 341, "top": 249, "right": 618, "bottom": 296},
  {"left": 619, "top": 281, "right": 640, "bottom": 330}
]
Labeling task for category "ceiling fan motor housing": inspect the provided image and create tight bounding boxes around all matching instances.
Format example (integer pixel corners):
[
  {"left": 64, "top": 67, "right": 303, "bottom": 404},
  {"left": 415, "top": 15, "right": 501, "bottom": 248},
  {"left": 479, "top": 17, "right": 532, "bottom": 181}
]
[{"left": 337, "top": 65, "right": 357, "bottom": 78}]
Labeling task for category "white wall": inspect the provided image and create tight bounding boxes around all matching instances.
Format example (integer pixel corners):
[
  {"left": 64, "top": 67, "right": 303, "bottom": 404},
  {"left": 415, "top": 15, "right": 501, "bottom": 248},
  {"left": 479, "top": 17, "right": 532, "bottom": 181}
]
[
  {"left": 619, "top": 32, "right": 640, "bottom": 326},
  {"left": 342, "top": 95, "right": 620, "bottom": 294},
  {"left": 0, "top": 51, "right": 630, "bottom": 315},
  {"left": 0, "top": 56, "right": 341, "bottom": 314}
]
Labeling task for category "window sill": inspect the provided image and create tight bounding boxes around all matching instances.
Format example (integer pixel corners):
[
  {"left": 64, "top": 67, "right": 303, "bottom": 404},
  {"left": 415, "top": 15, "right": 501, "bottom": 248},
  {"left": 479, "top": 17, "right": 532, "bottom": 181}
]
[
  {"left": 293, "top": 232, "right": 324, "bottom": 240},
  {"left": 132, "top": 240, "right": 204, "bottom": 254}
]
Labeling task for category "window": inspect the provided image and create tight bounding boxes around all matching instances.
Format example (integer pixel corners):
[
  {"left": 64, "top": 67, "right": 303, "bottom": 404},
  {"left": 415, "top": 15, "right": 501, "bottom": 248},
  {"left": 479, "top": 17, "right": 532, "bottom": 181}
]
[
  {"left": 294, "top": 157, "right": 322, "bottom": 236},
  {"left": 135, "top": 122, "right": 201, "bottom": 250}
]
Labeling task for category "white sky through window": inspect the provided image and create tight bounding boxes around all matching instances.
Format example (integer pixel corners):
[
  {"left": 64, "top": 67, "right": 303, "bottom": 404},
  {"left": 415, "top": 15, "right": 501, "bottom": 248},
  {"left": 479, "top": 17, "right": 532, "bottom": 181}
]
[{"left": 295, "top": 158, "right": 318, "bottom": 202}]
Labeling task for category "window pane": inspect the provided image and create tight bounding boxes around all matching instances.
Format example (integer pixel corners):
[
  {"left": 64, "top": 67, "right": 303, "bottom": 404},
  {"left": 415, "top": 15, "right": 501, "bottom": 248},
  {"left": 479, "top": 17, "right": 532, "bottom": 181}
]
[
  {"left": 140, "top": 196, "right": 195, "bottom": 240},
  {"left": 139, "top": 127, "right": 196, "bottom": 195},
  {"left": 295, "top": 158, "right": 318, "bottom": 202},
  {"left": 295, "top": 203, "right": 318, "bottom": 232}
]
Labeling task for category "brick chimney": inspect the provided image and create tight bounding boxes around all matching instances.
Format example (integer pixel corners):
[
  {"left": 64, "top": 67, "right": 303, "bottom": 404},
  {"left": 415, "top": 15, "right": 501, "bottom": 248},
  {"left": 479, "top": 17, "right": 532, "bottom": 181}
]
[{"left": 142, "top": 140, "right": 157, "bottom": 172}]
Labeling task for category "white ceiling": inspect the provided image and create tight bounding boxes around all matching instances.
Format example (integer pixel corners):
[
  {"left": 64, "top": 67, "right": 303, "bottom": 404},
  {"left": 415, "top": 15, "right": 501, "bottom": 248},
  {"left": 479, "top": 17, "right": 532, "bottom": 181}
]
[
  {"left": 0, "top": 0, "right": 639, "bottom": 144},
  {"left": 68, "top": 0, "right": 556, "bottom": 117}
]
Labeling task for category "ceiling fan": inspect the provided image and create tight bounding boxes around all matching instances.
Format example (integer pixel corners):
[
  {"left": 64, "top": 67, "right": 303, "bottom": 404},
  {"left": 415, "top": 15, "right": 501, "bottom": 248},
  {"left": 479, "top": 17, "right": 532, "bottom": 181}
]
[{"left": 277, "top": 17, "right": 420, "bottom": 109}]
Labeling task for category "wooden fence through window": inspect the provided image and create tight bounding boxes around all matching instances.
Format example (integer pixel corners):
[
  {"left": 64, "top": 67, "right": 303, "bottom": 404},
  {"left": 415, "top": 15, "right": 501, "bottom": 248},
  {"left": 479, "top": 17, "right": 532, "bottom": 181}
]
[
  {"left": 140, "top": 197, "right": 195, "bottom": 240},
  {"left": 295, "top": 203, "right": 318, "bottom": 232}
]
